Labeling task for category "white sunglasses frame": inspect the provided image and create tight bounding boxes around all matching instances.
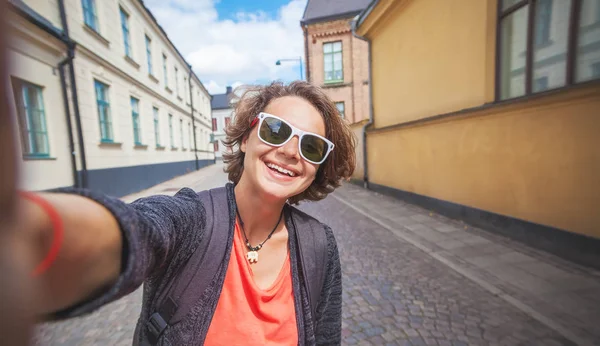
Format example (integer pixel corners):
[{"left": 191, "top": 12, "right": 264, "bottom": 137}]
[{"left": 255, "top": 112, "right": 335, "bottom": 165}]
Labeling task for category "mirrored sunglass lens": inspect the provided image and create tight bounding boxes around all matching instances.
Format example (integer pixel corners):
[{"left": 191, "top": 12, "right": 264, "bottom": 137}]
[
  {"left": 301, "top": 135, "right": 327, "bottom": 163},
  {"left": 259, "top": 117, "right": 292, "bottom": 145}
]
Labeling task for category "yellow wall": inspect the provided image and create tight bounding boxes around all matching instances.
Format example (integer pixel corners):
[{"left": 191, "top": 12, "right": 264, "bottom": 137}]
[
  {"left": 365, "top": 0, "right": 497, "bottom": 128},
  {"left": 367, "top": 85, "right": 600, "bottom": 238}
]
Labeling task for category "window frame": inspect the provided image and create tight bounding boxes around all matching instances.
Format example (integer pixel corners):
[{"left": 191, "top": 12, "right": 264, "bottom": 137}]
[
  {"left": 145, "top": 35, "right": 153, "bottom": 75},
  {"left": 162, "top": 54, "right": 168, "bottom": 87},
  {"left": 131, "top": 97, "right": 142, "bottom": 145},
  {"left": 495, "top": 0, "right": 593, "bottom": 101},
  {"left": 335, "top": 101, "right": 345, "bottom": 119},
  {"left": 120, "top": 7, "right": 131, "bottom": 58},
  {"left": 153, "top": 107, "right": 161, "bottom": 147},
  {"left": 212, "top": 118, "right": 218, "bottom": 131},
  {"left": 81, "top": 0, "right": 99, "bottom": 32},
  {"left": 323, "top": 41, "right": 344, "bottom": 84},
  {"left": 168, "top": 114, "right": 175, "bottom": 148},
  {"left": 12, "top": 78, "right": 50, "bottom": 158},
  {"left": 179, "top": 118, "right": 184, "bottom": 149},
  {"left": 94, "top": 80, "right": 113, "bottom": 143}
]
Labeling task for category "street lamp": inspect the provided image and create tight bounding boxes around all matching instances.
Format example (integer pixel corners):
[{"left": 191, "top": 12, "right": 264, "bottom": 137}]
[{"left": 275, "top": 57, "right": 303, "bottom": 80}]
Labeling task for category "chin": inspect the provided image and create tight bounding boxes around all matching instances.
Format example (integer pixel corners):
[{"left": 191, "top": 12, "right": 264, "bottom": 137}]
[{"left": 255, "top": 160, "right": 308, "bottom": 202}]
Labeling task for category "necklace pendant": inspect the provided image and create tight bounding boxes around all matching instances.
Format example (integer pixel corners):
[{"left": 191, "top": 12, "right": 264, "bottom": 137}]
[{"left": 247, "top": 250, "right": 259, "bottom": 263}]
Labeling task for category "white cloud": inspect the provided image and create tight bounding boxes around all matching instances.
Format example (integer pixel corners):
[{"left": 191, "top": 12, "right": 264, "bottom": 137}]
[{"left": 144, "top": 0, "right": 307, "bottom": 95}]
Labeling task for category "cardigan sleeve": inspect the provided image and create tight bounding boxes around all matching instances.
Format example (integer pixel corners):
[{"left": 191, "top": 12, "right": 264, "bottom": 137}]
[
  {"left": 314, "top": 225, "right": 342, "bottom": 345},
  {"left": 46, "top": 187, "right": 206, "bottom": 320}
]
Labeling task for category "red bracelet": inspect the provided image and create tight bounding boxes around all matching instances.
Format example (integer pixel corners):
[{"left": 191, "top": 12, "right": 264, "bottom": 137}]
[{"left": 19, "top": 191, "right": 64, "bottom": 277}]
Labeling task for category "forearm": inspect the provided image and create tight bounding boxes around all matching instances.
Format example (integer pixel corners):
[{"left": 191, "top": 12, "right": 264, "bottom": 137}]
[{"left": 21, "top": 193, "right": 123, "bottom": 316}]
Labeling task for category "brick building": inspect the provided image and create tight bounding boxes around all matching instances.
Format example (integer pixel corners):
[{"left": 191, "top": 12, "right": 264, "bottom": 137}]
[{"left": 301, "top": 0, "right": 372, "bottom": 180}]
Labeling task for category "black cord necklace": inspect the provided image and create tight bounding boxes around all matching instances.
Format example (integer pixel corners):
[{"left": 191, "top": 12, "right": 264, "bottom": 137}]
[{"left": 236, "top": 207, "right": 284, "bottom": 263}]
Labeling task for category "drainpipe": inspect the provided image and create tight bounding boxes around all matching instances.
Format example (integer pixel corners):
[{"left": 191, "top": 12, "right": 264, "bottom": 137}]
[
  {"left": 188, "top": 66, "right": 199, "bottom": 170},
  {"left": 351, "top": 17, "right": 374, "bottom": 189},
  {"left": 58, "top": 0, "right": 88, "bottom": 188},
  {"left": 58, "top": 52, "right": 79, "bottom": 188},
  {"left": 302, "top": 25, "right": 311, "bottom": 82}
]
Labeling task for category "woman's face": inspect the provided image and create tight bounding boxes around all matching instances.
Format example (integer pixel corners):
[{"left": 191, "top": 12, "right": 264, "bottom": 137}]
[{"left": 240, "top": 96, "right": 326, "bottom": 202}]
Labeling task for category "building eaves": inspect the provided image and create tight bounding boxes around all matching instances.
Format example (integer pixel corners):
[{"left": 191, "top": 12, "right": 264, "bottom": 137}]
[
  {"left": 8, "top": 0, "right": 73, "bottom": 45},
  {"left": 137, "top": 0, "right": 210, "bottom": 97},
  {"left": 301, "top": 10, "right": 363, "bottom": 26}
]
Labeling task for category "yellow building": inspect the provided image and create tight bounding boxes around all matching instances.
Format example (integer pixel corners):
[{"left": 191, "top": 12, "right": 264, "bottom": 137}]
[{"left": 354, "top": 0, "right": 600, "bottom": 263}]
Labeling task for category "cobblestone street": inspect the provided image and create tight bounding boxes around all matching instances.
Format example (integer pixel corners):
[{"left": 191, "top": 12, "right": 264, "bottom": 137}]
[{"left": 33, "top": 164, "right": 600, "bottom": 345}]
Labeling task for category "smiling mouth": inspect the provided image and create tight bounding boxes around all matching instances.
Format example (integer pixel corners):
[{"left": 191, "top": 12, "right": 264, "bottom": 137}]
[{"left": 266, "top": 162, "right": 297, "bottom": 177}]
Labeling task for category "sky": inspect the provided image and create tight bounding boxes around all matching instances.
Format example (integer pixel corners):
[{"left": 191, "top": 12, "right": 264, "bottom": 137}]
[{"left": 144, "top": 0, "right": 307, "bottom": 95}]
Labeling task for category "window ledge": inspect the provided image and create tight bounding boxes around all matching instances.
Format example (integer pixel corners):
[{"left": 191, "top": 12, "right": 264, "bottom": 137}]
[
  {"left": 149, "top": 74, "right": 159, "bottom": 84},
  {"left": 99, "top": 141, "right": 123, "bottom": 148},
  {"left": 182, "top": 148, "right": 188, "bottom": 151},
  {"left": 186, "top": 103, "right": 191, "bottom": 107},
  {"left": 23, "top": 155, "right": 56, "bottom": 161},
  {"left": 83, "top": 24, "right": 110, "bottom": 47},
  {"left": 171, "top": 146, "right": 178, "bottom": 151},
  {"left": 134, "top": 144, "right": 149, "bottom": 150},
  {"left": 125, "top": 55, "right": 140, "bottom": 69},
  {"left": 322, "top": 81, "right": 352, "bottom": 89},
  {"left": 177, "top": 96, "right": 183, "bottom": 102},
  {"left": 156, "top": 145, "right": 166, "bottom": 150},
  {"left": 165, "top": 86, "right": 173, "bottom": 94}
]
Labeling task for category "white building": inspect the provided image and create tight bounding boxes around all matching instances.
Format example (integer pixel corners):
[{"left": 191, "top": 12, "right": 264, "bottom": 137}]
[
  {"left": 6, "top": 0, "right": 215, "bottom": 197},
  {"left": 210, "top": 86, "right": 238, "bottom": 161}
]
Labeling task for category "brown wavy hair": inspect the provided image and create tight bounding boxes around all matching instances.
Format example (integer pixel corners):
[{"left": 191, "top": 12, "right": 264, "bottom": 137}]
[{"left": 222, "top": 81, "right": 356, "bottom": 204}]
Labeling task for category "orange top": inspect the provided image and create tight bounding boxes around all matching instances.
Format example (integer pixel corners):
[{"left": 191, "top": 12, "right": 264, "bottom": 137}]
[{"left": 205, "top": 221, "right": 298, "bottom": 346}]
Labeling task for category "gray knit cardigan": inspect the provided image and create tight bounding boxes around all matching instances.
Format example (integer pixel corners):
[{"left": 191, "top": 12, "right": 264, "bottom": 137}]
[{"left": 51, "top": 184, "right": 342, "bottom": 345}]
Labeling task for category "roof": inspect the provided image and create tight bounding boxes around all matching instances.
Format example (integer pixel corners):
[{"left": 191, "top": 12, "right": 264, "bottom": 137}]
[
  {"left": 137, "top": 0, "right": 210, "bottom": 97},
  {"left": 8, "top": 0, "right": 71, "bottom": 44},
  {"left": 211, "top": 93, "right": 233, "bottom": 110},
  {"left": 301, "top": 0, "right": 373, "bottom": 25}
]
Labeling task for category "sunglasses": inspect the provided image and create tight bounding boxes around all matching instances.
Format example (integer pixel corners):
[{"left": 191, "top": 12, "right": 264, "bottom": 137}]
[{"left": 251, "top": 112, "right": 334, "bottom": 164}]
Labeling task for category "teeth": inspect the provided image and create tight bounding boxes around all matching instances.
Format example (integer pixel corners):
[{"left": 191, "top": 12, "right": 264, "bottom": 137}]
[{"left": 267, "top": 163, "right": 296, "bottom": 177}]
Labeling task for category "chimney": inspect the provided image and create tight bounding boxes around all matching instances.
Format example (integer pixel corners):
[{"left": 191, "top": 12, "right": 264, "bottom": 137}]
[{"left": 226, "top": 86, "right": 232, "bottom": 94}]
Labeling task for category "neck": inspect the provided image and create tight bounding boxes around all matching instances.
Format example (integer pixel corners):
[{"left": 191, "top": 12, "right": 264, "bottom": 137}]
[{"left": 234, "top": 178, "right": 286, "bottom": 241}]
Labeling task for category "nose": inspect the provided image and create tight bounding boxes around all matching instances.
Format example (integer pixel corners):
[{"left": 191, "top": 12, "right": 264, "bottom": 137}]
[{"left": 278, "top": 136, "right": 300, "bottom": 160}]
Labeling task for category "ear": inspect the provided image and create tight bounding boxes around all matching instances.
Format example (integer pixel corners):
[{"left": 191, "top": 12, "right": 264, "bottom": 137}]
[{"left": 241, "top": 134, "right": 248, "bottom": 153}]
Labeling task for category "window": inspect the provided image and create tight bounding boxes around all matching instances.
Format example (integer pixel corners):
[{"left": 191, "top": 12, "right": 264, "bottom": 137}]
[
  {"left": 175, "top": 67, "right": 179, "bottom": 95},
  {"left": 153, "top": 107, "right": 160, "bottom": 146},
  {"left": 145, "top": 35, "right": 153, "bottom": 75},
  {"left": 214, "top": 141, "right": 219, "bottom": 152},
  {"left": 497, "top": 0, "right": 598, "bottom": 100},
  {"left": 94, "top": 80, "right": 113, "bottom": 142},
  {"left": 335, "top": 102, "right": 345, "bottom": 118},
  {"left": 120, "top": 8, "right": 131, "bottom": 58},
  {"left": 323, "top": 41, "right": 343, "bottom": 83},
  {"left": 163, "top": 54, "right": 168, "bottom": 87},
  {"left": 11, "top": 78, "right": 50, "bottom": 157},
  {"left": 184, "top": 77, "right": 187, "bottom": 96},
  {"left": 534, "top": 76, "right": 549, "bottom": 91},
  {"left": 576, "top": 0, "right": 600, "bottom": 82},
  {"left": 81, "top": 0, "right": 98, "bottom": 32},
  {"left": 131, "top": 97, "right": 141, "bottom": 145},
  {"left": 179, "top": 119, "right": 184, "bottom": 148},
  {"left": 188, "top": 122, "right": 192, "bottom": 148},
  {"left": 534, "top": 0, "right": 553, "bottom": 46},
  {"left": 212, "top": 118, "right": 217, "bottom": 131},
  {"left": 225, "top": 117, "right": 231, "bottom": 128},
  {"left": 169, "top": 114, "right": 175, "bottom": 147}
]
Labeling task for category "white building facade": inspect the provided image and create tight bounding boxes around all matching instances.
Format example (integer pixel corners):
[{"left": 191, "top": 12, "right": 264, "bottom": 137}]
[
  {"left": 210, "top": 86, "right": 237, "bottom": 161},
  {"left": 7, "top": 0, "right": 215, "bottom": 197}
]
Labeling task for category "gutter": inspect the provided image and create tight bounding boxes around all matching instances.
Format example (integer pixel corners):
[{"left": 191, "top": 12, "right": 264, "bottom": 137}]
[
  {"left": 58, "top": 54, "right": 79, "bottom": 188},
  {"left": 351, "top": 16, "right": 374, "bottom": 189},
  {"left": 188, "top": 66, "right": 199, "bottom": 170},
  {"left": 9, "top": 0, "right": 81, "bottom": 188},
  {"left": 58, "top": 0, "right": 88, "bottom": 188}
]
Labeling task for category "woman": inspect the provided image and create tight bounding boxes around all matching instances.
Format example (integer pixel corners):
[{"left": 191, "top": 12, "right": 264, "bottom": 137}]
[{"left": 21, "top": 81, "right": 355, "bottom": 345}]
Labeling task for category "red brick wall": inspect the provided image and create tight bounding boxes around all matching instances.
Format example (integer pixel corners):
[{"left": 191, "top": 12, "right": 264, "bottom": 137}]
[{"left": 305, "top": 18, "right": 370, "bottom": 124}]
